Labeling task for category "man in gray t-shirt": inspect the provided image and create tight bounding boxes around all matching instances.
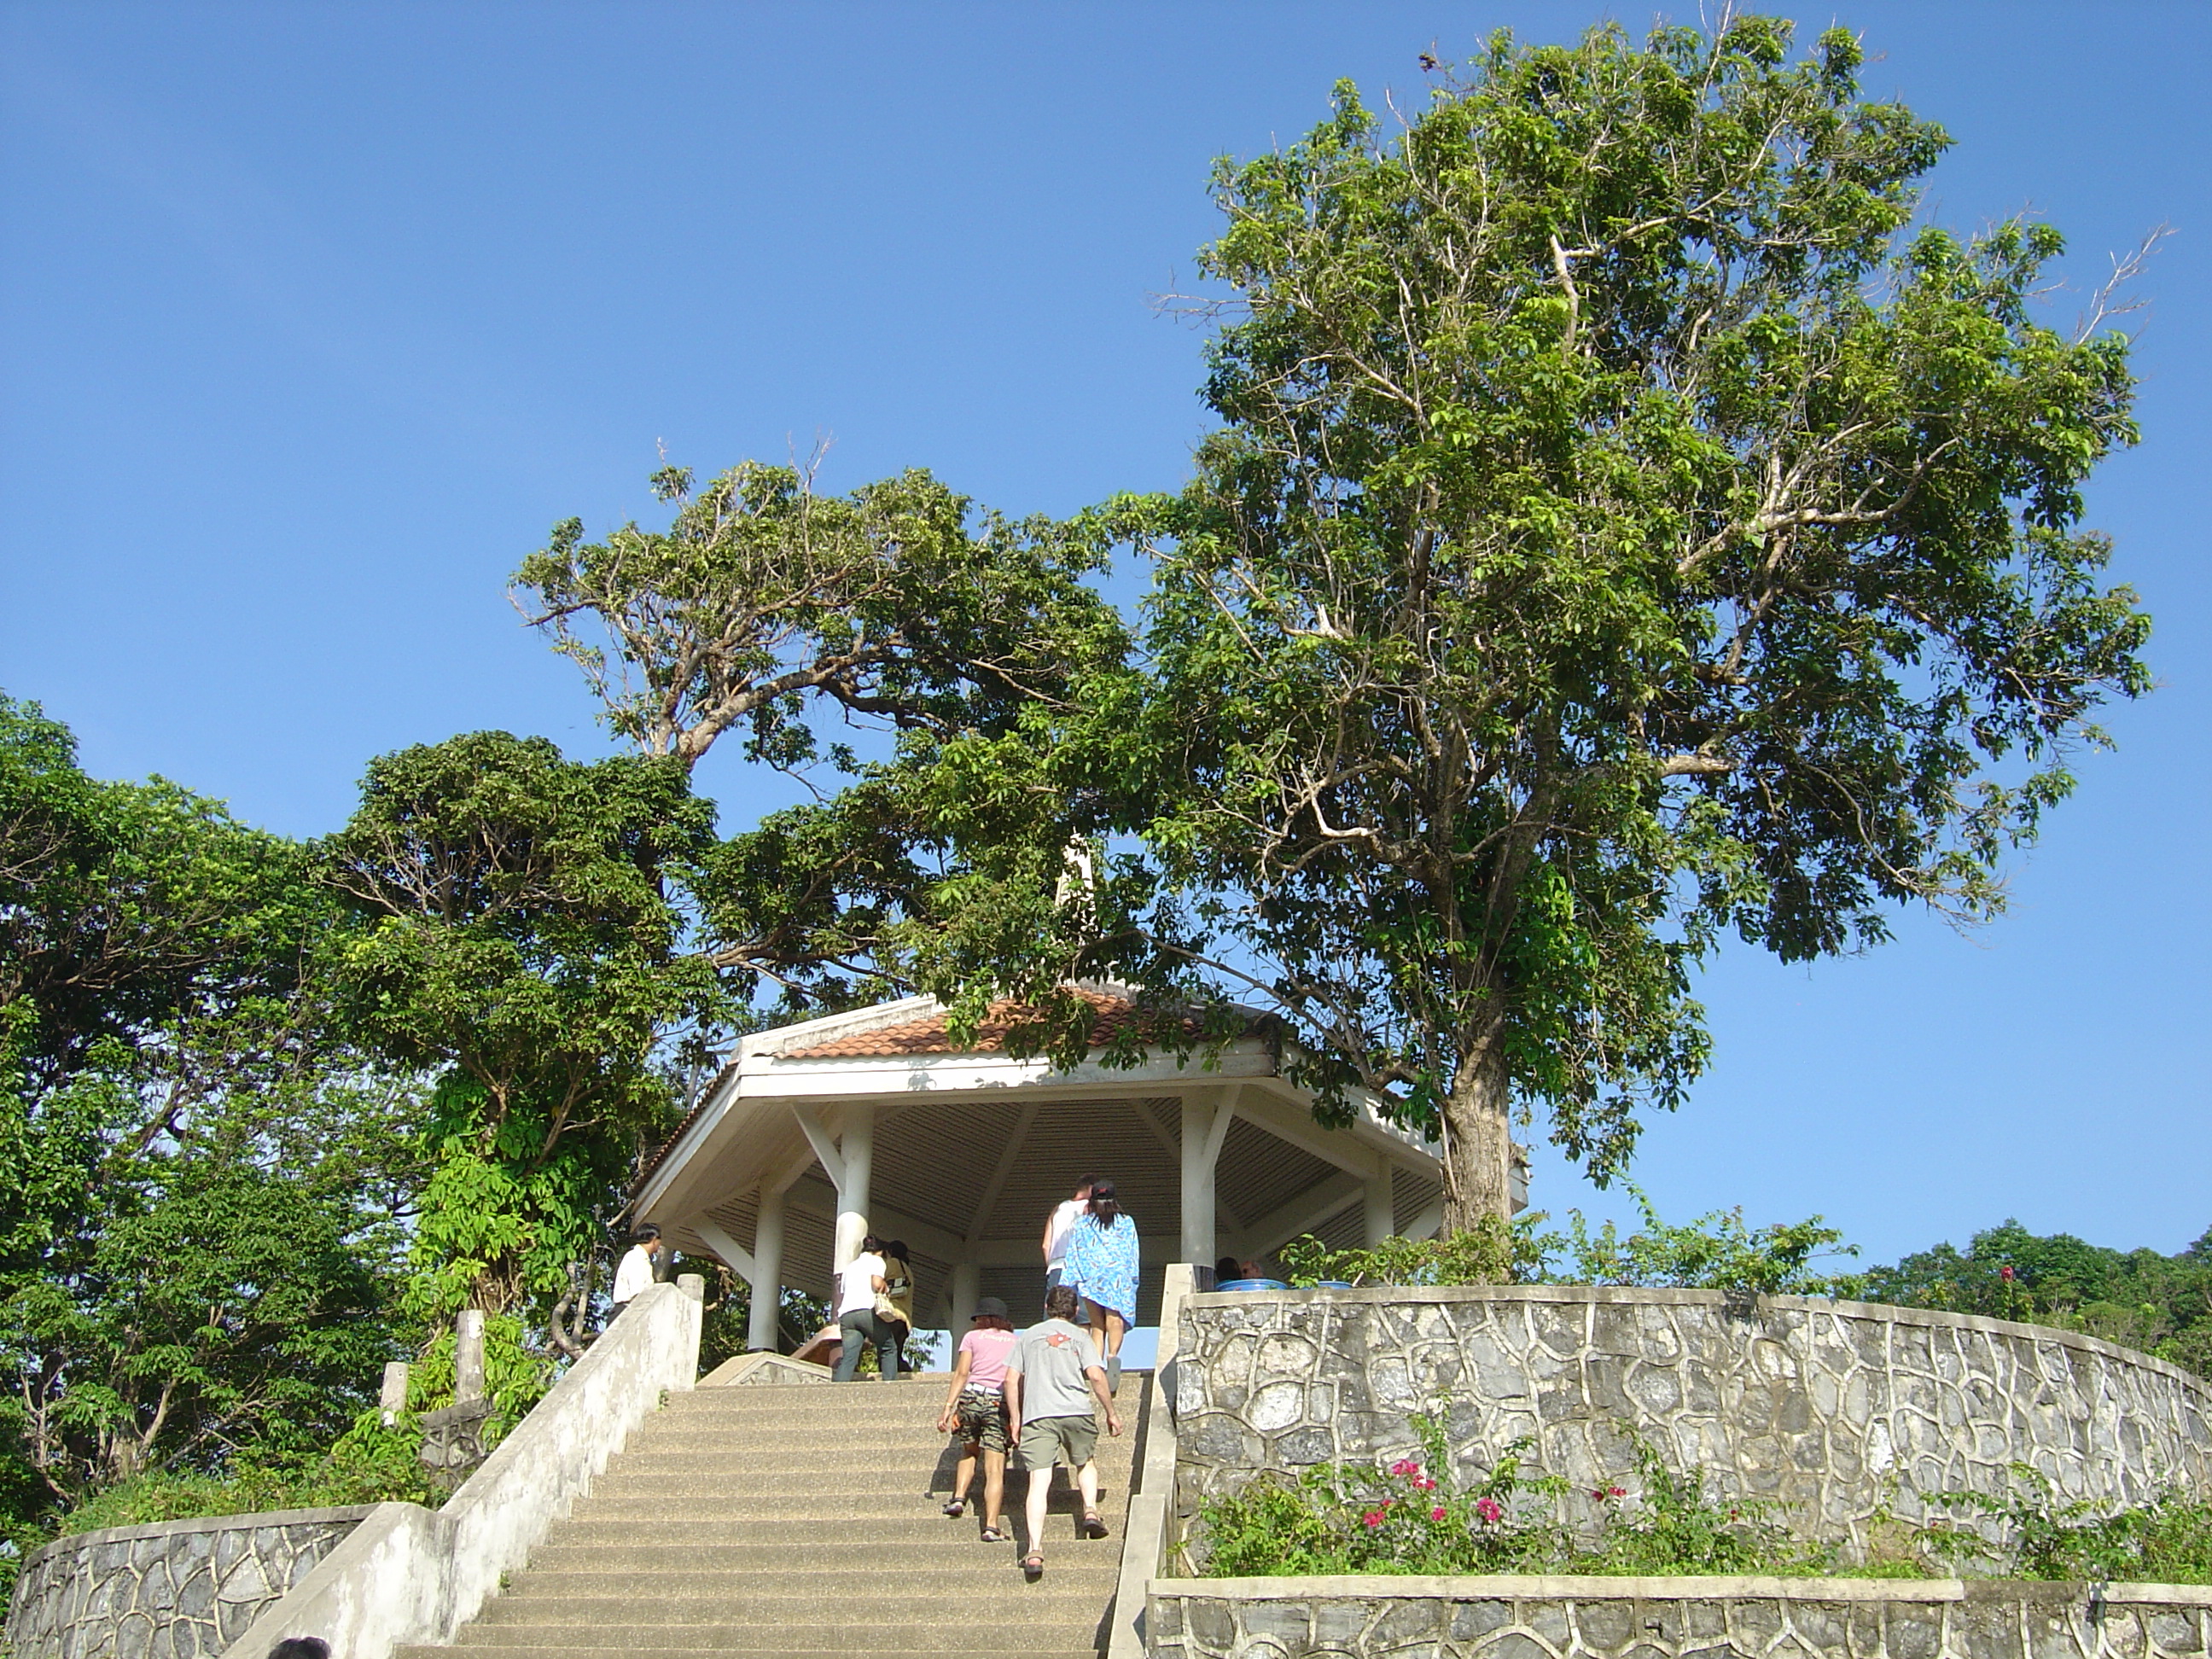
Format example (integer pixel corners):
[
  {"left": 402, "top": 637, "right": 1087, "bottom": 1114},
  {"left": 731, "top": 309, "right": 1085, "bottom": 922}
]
[{"left": 1005, "top": 1284, "right": 1121, "bottom": 1580}]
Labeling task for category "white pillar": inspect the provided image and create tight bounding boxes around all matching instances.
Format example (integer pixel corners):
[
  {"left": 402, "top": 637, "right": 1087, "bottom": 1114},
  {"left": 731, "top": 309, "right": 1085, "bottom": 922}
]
[
  {"left": 833, "top": 1106, "right": 875, "bottom": 1270},
  {"left": 454, "top": 1309, "right": 486, "bottom": 1403},
  {"left": 748, "top": 1185, "right": 786, "bottom": 1351},
  {"left": 1363, "top": 1164, "right": 1397, "bottom": 1246},
  {"left": 950, "top": 1261, "right": 981, "bottom": 1333},
  {"left": 1180, "top": 1094, "right": 1218, "bottom": 1266}
]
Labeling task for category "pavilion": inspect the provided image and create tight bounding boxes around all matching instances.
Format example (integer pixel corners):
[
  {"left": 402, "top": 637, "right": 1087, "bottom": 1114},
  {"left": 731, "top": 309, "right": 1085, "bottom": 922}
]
[{"left": 632, "top": 985, "right": 1528, "bottom": 1349}]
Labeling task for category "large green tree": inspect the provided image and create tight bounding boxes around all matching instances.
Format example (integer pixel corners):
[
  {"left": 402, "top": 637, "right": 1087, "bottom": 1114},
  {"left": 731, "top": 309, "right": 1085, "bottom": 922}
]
[
  {"left": 320, "top": 731, "right": 727, "bottom": 1313},
  {"left": 1, "top": 696, "right": 407, "bottom": 1541},
  {"left": 515, "top": 461, "right": 1128, "bottom": 1017},
  {"left": 922, "top": 17, "right": 2153, "bottom": 1225}
]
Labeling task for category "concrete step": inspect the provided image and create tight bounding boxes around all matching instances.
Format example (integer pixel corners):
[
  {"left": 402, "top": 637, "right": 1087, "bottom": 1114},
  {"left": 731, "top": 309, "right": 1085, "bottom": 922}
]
[
  {"left": 478, "top": 1587, "right": 1110, "bottom": 1622},
  {"left": 662, "top": 1383, "right": 1146, "bottom": 1420},
  {"left": 588, "top": 1459, "right": 1132, "bottom": 1504},
  {"left": 400, "top": 1654, "right": 1097, "bottom": 1659},
  {"left": 496, "top": 1564, "right": 1117, "bottom": 1600},
  {"left": 521, "top": 1540, "right": 1119, "bottom": 1573},
  {"left": 446, "top": 1627, "right": 1103, "bottom": 1651},
  {"left": 567, "top": 1499, "right": 1120, "bottom": 1527},
  {"left": 545, "top": 1516, "right": 1125, "bottom": 1548}
]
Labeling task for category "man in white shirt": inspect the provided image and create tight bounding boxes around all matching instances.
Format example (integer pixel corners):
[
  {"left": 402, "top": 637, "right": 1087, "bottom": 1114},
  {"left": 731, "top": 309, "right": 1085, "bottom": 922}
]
[
  {"left": 609, "top": 1222, "right": 665, "bottom": 1320},
  {"left": 1041, "top": 1176, "right": 1096, "bottom": 1294},
  {"left": 833, "top": 1231, "right": 895, "bottom": 1382}
]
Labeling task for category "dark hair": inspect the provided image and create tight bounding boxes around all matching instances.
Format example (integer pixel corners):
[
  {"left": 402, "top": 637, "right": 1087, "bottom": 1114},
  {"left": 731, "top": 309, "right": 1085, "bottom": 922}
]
[
  {"left": 1086, "top": 1180, "right": 1121, "bottom": 1229},
  {"left": 632, "top": 1222, "right": 661, "bottom": 1243},
  {"left": 860, "top": 1233, "right": 887, "bottom": 1255},
  {"left": 1074, "top": 1173, "right": 1100, "bottom": 1198},
  {"left": 884, "top": 1239, "right": 909, "bottom": 1261},
  {"left": 973, "top": 1313, "right": 1012, "bottom": 1330},
  {"left": 1044, "top": 1284, "right": 1080, "bottom": 1320},
  {"left": 1215, "top": 1256, "right": 1242, "bottom": 1282},
  {"left": 270, "top": 1641, "right": 331, "bottom": 1659}
]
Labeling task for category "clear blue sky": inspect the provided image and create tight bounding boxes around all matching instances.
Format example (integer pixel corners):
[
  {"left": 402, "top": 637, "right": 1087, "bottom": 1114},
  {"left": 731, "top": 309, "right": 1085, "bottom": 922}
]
[{"left": 3, "top": 3, "right": 2204, "bottom": 1267}]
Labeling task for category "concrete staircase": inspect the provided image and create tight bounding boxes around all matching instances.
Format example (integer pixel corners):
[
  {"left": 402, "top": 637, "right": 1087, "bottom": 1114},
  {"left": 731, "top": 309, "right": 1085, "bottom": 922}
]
[{"left": 399, "top": 1371, "right": 1145, "bottom": 1657}]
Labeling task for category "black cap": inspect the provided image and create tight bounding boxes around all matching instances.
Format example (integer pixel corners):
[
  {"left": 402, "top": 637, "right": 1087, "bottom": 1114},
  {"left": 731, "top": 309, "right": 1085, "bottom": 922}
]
[{"left": 974, "top": 1296, "right": 1009, "bottom": 1318}]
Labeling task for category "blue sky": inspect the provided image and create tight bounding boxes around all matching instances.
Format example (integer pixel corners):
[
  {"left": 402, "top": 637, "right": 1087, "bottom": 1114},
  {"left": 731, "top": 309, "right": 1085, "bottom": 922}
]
[{"left": 3, "top": 3, "right": 2204, "bottom": 1266}]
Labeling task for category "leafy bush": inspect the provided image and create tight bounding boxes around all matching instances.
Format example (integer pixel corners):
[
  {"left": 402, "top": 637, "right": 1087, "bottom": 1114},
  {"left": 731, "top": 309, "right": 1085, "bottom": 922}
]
[
  {"left": 1278, "top": 1184, "right": 1860, "bottom": 1297},
  {"left": 1574, "top": 1435, "right": 1833, "bottom": 1576},
  {"left": 50, "top": 1412, "right": 437, "bottom": 1536},
  {"left": 37, "top": 1312, "right": 553, "bottom": 1549},
  {"left": 1197, "top": 1419, "right": 1844, "bottom": 1579},
  {"left": 1200, "top": 1418, "right": 1569, "bottom": 1575},
  {"left": 1278, "top": 1215, "right": 1545, "bottom": 1289},
  {"left": 1924, "top": 1464, "right": 2212, "bottom": 1585},
  {"left": 1862, "top": 1221, "right": 2212, "bottom": 1377}
]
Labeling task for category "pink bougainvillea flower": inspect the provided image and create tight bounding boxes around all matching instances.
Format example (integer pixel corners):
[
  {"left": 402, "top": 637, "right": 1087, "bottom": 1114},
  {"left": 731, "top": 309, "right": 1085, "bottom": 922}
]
[
  {"left": 1412, "top": 1476, "right": 1437, "bottom": 1492},
  {"left": 1362, "top": 1510, "right": 1385, "bottom": 1528},
  {"left": 1432, "top": 1506, "right": 1448, "bottom": 1522},
  {"left": 1592, "top": 1488, "right": 1610, "bottom": 1501},
  {"left": 1476, "top": 1498, "right": 1504, "bottom": 1523},
  {"left": 2000, "top": 1265, "right": 2016, "bottom": 1283},
  {"left": 1610, "top": 1487, "right": 1627, "bottom": 1499}
]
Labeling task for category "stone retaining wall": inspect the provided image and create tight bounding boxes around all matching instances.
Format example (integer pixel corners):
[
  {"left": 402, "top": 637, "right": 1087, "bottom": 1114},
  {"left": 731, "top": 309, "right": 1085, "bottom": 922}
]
[
  {"left": 1173, "top": 1288, "right": 2212, "bottom": 1557},
  {"left": 3, "top": 1506, "right": 370, "bottom": 1659},
  {"left": 1147, "top": 1575, "right": 2212, "bottom": 1659}
]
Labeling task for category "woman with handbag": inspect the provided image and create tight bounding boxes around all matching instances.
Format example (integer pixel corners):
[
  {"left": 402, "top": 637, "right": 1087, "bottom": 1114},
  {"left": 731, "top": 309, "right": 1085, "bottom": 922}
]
[
  {"left": 879, "top": 1239, "right": 917, "bottom": 1377},
  {"left": 833, "top": 1232, "right": 899, "bottom": 1382}
]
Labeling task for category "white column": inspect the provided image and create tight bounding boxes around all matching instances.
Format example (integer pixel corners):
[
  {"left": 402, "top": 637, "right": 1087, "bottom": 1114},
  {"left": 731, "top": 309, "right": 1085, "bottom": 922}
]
[
  {"left": 1180, "top": 1094, "right": 1218, "bottom": 1266},
  {"left": 949, "top": 1262, "right": 981, "bottom": 1333},
  {"left": 1363, "top": 1163, "right": 1397, "bottom": 1246},
  {"left": 748, "top": 1185, "right": 786, "bottom": 1351},
  {"left": 833, "top": 1106, "right": 875, "bottom": 1270}
]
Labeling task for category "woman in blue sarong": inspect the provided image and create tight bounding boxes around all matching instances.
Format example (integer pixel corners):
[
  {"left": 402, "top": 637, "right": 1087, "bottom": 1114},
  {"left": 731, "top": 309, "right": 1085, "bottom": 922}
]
[{"left": 1062, "top": 1179, "right": 1138, "bottom": 1387}]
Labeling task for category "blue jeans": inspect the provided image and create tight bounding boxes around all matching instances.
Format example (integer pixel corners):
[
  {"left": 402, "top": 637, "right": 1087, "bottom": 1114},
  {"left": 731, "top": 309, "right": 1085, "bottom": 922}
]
[{"left": 835, "top": 1309, "right": 899, "bottom": 1382}]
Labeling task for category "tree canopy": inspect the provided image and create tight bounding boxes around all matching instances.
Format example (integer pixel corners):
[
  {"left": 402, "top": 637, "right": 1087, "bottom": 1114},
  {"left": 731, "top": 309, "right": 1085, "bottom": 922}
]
[
  {"left": 914, "top": 15, "right": 2152, "bottom": 1225},
  {"left": 320, "top": 731, "right": 726, "bottom": 1314}
]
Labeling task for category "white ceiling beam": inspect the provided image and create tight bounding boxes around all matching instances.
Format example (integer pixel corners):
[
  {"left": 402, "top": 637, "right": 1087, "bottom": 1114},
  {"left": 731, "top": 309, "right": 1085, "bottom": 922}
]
[
  {"left": 964, "top": 1100, "right": 1040, "bottom": 1251},
  {"left": 690, "top": 1219, "right": 756, "bottom": 1282},
  {"left": 1236, "top": 1169, "right": 1366, "bottom": 1258},
  {"left": 789, "top": 1102, "right": 845, "bottom": 1190},
  {"left": 1126, "top": 1097, "right": 1184, "bottom": 1166},
  {"left": 1231, "top": 1089, "right": 1388, "bottom": 1181}
]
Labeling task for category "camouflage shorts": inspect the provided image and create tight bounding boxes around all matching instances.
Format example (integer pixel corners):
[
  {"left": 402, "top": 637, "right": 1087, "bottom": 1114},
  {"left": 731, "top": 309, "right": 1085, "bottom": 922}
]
[{"left": 952, "top": 1388, "right": 1010, "bottom": 1453}]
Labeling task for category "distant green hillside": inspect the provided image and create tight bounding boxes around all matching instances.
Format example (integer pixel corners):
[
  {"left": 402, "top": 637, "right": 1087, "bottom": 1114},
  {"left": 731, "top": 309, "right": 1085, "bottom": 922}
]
[{"left": 1862, "top": 1221, "right": 2212, "bottom": 1377}]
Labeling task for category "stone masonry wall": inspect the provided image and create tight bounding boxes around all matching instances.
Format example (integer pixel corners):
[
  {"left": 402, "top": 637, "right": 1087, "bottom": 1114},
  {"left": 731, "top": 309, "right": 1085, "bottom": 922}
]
[
  {"left": 1148, "top": 1577, "right": 2212, "bottom": 1659},
  {"left": 4, "top": 1506, "right": 369, "bottom": 1659},
  {"left": 1173, "top": 1288, "right": 2212, "bottom": 1557}
]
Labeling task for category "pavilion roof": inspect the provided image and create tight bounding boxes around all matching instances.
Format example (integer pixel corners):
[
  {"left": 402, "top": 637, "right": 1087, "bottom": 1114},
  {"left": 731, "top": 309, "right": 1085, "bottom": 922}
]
[{"left": 777, "top": 987, "right": 1200, "bottom": 1060}]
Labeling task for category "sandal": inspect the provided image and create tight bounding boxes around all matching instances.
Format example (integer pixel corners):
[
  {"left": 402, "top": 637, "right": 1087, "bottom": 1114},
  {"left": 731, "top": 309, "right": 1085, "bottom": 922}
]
[
  {"left": 979, "top": 1525, "right": 1007, "bottom": 1542},
  {"left": 1080, "top": 1509, "right": 1109, "bottom": 1540},
  {"left": 941, "top": 1499, "right": 966, "bottom": 1518},
  {"left": 1022, "top": 1553, "right": 1045, "bottom": 1580}
]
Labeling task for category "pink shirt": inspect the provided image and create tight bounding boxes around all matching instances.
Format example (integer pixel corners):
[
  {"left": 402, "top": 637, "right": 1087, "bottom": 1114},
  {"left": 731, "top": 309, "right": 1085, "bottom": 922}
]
[{"left": 958, "top": 1326, "right": 1018, "bottom": 1392}]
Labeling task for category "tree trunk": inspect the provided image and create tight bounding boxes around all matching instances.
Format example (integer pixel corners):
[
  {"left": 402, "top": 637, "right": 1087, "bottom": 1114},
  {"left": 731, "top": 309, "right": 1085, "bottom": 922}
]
[{"left": 1440, "top": 1033, "right": 1515, "bottom": 1231}]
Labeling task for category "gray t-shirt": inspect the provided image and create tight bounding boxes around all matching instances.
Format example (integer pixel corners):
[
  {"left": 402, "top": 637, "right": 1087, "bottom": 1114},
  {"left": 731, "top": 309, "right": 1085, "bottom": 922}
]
[{"left": 1009, "top": 1318, "right": 1099, "bottom": 1421}]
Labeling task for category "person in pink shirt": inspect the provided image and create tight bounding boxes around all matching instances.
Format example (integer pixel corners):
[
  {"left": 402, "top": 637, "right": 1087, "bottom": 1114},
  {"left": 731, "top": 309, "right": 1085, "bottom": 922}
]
[{"left": 935, "top": 1296, "right": 1018, "bottom": 1541}]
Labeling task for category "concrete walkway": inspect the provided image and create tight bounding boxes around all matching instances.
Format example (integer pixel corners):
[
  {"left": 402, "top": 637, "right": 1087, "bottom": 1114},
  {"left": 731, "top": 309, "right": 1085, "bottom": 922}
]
[{"left": 400, "top": 1368, "right": 1145, "bottom": 1657}]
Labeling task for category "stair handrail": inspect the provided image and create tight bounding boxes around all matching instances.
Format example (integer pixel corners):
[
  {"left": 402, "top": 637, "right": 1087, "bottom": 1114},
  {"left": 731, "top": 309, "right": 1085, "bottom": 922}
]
[
  {"left": 219, "top": 1276, "right": 704, "bottom": 1659},
  {"left": 1107, "top": 1262, "right": 1196, "bottom": 1659}
]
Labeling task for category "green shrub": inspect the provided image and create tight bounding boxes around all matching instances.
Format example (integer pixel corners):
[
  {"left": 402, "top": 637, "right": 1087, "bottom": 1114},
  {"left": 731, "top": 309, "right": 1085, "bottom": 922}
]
[
  {"left": 1197, "top": 1419, "right": 1847, "bottom": 1579},
  {"left": 1924, "top": 1464, "right": 2212, "bottom": 1585},
  {"left": 1278, "top": 1184, "right": 1860, "bottom": 1297}
]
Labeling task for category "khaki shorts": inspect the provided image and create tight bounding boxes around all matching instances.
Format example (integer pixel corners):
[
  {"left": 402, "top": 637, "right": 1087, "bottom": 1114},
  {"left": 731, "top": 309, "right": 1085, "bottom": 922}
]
[{"left": 1018, "top": 1413, "right": 1097, "bottom": 1470}]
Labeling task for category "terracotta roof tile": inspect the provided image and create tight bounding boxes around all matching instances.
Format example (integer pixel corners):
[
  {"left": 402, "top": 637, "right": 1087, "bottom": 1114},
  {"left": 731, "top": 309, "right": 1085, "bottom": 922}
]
[{"left": 778, "top": 988, "right": 1180, "bottom": 1060}]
